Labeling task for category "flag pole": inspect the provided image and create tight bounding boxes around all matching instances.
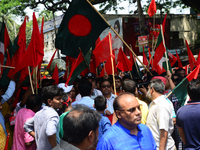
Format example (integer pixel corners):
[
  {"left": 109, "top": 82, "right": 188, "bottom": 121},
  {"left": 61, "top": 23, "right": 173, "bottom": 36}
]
[
  {"left": 165, "top": 91, "right": 172, "bottom": 99},
  {"left": 86, "top": 0, "right": 152, "bottom": 76},
  {"left": 130, "top": 45, "right": 141, "bottom": 77},
  {"left": 28, "top": 66, "right": 35, "bottom": 94},
  {"left": 35, "top": 66, "right": 38, "bottom": 94},
  {"left": 0, "top": 65, "right": 15, "bottom": 69},
  {"left": 160, "top": 24, "right": 169, "bottom": 71},
  {"left": 150, "top": 15, "right": 155, "bottom": 68},
  {"left": 108, "top": 32, "right": 117, "bottom": 96}
]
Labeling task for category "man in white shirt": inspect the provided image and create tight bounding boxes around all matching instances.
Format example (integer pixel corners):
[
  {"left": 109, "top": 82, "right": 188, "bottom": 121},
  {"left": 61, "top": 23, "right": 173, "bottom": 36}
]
[{"left": 146, "top": 79, "right": 175, "bottom": 150}]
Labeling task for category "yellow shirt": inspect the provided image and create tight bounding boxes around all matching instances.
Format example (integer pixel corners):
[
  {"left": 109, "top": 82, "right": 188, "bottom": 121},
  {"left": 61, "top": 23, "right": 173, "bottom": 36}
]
[
  {"left": 0, "top": 124, "right": 6, "bottom": 150},
  {"left": 136, "top": 97, "right": 149, "bottom": 124}
]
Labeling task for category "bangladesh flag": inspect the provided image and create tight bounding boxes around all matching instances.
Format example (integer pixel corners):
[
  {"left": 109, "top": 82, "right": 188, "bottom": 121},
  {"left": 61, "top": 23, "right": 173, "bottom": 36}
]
[
  {"left": 170, "top": 65, "right": 200, "bottom": 106},
  {"left": 66, "top": 50, "right": 92, "bottom": 85},
  {"left": 55, "top": 0, "right": 109, "bottom": 58},
  {"left": 153, "top": 14, "right": 172, "bottom": 75}
]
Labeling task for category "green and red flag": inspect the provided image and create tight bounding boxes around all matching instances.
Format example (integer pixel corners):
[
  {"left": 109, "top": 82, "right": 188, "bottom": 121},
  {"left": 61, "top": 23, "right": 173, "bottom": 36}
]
[
  {"left": 66, "top": 50, "right": 92, "bottom": 85},
  {"left": 129, "top": 51, "right": 142, "bottom": 78},
  {"left": 117, "top": 48, "right": 132, "bottom": 72},
  {"left": 55, "top": 0, "right": 109, "bottom": 58},
  {"left": 176, "top": 50, "right": 183, "bottom": 68},
  {"left": 14, "top": 12, "right": 44, "bottom": 74},
  {"left": 143, "top": 47, "right": 148, "bottom": 66},
  {"left": 147, "top": 0, "right": 157, "bottom": 17},
  {"left": 169, "top": 65, "right": 200, "bottom": 106},
  {"left": 168, "top": 52, "right": 177, "bottom": 67},
  {"left": 185, "top": 40, "right": 196, "bottom": 71},
  {"left": 153, "top": 14, "right": 172, "bottom": 75}
]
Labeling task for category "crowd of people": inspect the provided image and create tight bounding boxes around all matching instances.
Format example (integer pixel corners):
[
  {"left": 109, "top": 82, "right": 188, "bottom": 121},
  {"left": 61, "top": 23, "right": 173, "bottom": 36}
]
[{"left": 0, "top": 66, "right": 199, "bottom": 150}]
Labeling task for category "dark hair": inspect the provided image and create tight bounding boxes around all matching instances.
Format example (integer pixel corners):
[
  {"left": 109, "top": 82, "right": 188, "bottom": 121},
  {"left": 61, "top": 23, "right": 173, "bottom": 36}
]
[
  {"left": 113, "top": 92, "right": 135, "bottom": 112},
  {"left": 187, "top": 79, "right": 200, "bottom": 101},
  {"left": 149, "top": 79, "right": 165, "bottom": 94},
  {"left": 115, "top": 76, "right": 122, "bottom": 83},
  {"left": 26, "top": 94, "right": 43, "bottom": 110},
  {"left": 99, "top": 79, "right": 111, "bottom": 88},
  {"left": 114, "top": 20, "right": 120, "bottom": 34},
  {"left": 78, "top": 80, "right": 92, "bottom": 97},
  {"left": 61, "top": 93, "right": 70, "bottom": 112},
  {"left": 41, "top": 79, "right": 55, "bottom": 87},
  {"left": 0, "top": 84, "right": 8, "bottom": 94},
  {"left": 94, "top": 95, "right": 107, "bottom": 111},
  {"left": 62, "top": 105, "right": 101, "bottom": 144},
  {"left": 122, "top": 75, "right": 131, "bottom": 82},
  {"left": 175, "top": 68, "right": 185, "bottom": 74},
  {"left": 122, "top": 80, "right": 137, "bottom": 94},
  {"left": 42, "top": 85, "right": 64, "bottom": 106}
]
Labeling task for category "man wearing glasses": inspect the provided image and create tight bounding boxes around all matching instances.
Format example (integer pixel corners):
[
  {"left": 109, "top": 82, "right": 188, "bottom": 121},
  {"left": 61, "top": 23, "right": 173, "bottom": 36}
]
[
  {"left": 97, "top": 93, "right": 157, "bottom": 150},
  {"left": 100, "top": 79, "right": 115, "bottom": 116}
]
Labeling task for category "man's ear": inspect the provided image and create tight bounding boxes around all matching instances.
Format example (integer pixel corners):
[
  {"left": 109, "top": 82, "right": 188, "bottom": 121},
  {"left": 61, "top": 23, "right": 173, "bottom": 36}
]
[
  {"left": 93, "top": 104, "right": 95, "bottom": 108},
  {"left": 122, "top": 90, "right": 125, "bottom": 92},
  {"left": 87, "top": 130, "right": 95, "bottom": 143},
  {"left": 115, "top": 110, "right": 121, "bottom": 119},
  {"left": 47, "top": 99, "right": 52, "bottom": 106}
]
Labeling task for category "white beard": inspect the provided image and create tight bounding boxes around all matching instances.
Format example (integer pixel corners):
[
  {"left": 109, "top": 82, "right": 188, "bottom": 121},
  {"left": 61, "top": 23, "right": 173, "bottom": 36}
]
[{"left": 146, "top": 89, "right": 152, "bottom": 100}]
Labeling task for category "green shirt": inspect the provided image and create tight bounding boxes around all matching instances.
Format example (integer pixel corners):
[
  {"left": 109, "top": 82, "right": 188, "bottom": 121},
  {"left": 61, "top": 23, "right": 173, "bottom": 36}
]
[{"left": 59, "top": 111, "right": 70, "bottom": 138}]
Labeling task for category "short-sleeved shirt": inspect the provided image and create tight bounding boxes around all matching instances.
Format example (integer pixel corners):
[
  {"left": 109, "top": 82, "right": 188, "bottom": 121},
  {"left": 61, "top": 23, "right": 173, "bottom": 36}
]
[
  {"left": 98, "top": 113, "right": 111, "bottom": 140},
  {"left": 105, "top": 93, "right": 115, "bottom": 114},
  {"left": 97, "top": 121, "right": 157, "bottom": 150},
  {"left": 146, "top": 95, "right": 175, "bottom": 150},
  {"left": 72, "top": 96, "right": 95, "bottom": 110},
  {"left": 176, "top": 100, "right": 200, "bottom": 149},
  {"left": 12, "top": 108, "right": 36, "bottom": 150}
]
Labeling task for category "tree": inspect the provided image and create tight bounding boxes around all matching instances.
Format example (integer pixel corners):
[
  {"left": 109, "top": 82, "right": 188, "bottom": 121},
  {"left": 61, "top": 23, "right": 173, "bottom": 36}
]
[{"left": 180, "top": 0, "right": 200, "bottom": 13}]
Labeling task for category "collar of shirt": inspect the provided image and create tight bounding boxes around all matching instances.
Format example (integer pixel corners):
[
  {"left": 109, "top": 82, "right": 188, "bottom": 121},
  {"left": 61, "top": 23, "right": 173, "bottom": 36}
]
[
  {"left": 153, "top": 95, "right": 165, "bottom": 104},
  {"left": 108, "top": 93, "right": 115, "bottom": 100},
  {"left": 186, "top": 100, "right": 200, "bottom": 105},
  {"left": 116, "top": 121, "right": 142, "bottom": 136}
]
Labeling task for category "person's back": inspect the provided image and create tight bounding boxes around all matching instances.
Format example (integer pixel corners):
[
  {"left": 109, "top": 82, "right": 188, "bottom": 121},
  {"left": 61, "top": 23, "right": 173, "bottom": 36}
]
[
  {"left": 176, "top": 79, "right": 200, "bottom": 149},
  {"left": 94, "top": 95, "right": 111, "bottom": 140},
  {"left": 13, "top": 108, "right": 36, "bottom": 150}
]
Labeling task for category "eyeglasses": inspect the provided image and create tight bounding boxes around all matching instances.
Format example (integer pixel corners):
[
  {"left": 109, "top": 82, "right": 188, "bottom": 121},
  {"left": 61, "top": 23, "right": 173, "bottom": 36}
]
[
  {"left": 102, "top": 85, "right": 111, "bottom": 88},
  {"left": 119, "top": 104, "right": 142, "bottom": 113}
]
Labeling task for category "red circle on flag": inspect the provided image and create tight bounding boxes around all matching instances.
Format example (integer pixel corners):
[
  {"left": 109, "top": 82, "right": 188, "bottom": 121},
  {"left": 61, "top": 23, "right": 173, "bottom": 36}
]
[{"left": 68, "top": 14, "right": 92, "bottom": 36}]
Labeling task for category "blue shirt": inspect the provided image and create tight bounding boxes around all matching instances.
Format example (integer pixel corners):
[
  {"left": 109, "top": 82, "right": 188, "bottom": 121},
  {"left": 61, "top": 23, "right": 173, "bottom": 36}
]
[
  {"left": 176, "top": 100, "right": 200, "bottom": 150},
  {"left": 98, "top": 113, "right": 111, "bottom": 140},
  {"left": 97, "top": 121, "right": 157, "bottom": 150},
  {"left": 72, "top": 96, "right": 95, "bottom": 110}
]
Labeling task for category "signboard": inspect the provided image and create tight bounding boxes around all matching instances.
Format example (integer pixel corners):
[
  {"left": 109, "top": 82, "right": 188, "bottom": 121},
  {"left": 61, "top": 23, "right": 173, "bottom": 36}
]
[
  {"left": 138, "top": 35, "right": 148, "bottom": 52},
  {"left": 100, "top": 18, "right": 123, "bottom": 61}
]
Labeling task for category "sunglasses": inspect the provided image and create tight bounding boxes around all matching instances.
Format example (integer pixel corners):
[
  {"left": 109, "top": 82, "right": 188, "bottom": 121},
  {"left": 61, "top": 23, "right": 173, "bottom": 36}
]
[
  {"left": 119, "top": 104, "right": 142, "bottom": 113},
  {"left": 102, "top": 85, "right": 111, "bottom": 88}
]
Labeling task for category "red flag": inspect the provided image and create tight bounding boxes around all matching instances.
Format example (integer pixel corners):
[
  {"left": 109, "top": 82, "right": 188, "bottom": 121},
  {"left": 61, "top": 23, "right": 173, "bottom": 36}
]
[
  {"left": 117, "top": 48, "right": 132, "bottom": 71},
  {"left": 196, "top": 50, "right": 200, "bottom": 66},
  {"left": 143, "top": 47, "right": 148, "bottom": 65},
  {"left": 90, "top": 55, "right": 97, "bottom": 76},
  {"left": 14, "top": 12, "right": 44, "bottom": 74},
  {"left": 168, "top": 52, "right": 177, "bottom": 67},
  {"left": 52, "top": 64, "right": 59, "bottom": 85},
  {"left": 95, "top": 37, "right": 101, "bottom": 46},
  {"left": 185, "top": 40, "right": 196, "bottom": 70},
  {"left": 66, "top": 52, "right": 85, "bottom": 85},
  {"left": 93, "top": 33, "right": 112, "bottom": 67},
  {"left": 148, "top": 0, "right": 156, "bottom": 17},
  {"left": 46, "top": 49, "right": 58, "bottom": 70},
  {"left": 99, "top": 55, "right": 117, "bottom": 77},
  {"left": 176, "top": 50, "right": 183, "bottom": 68},
  {"left": 148, "top": 48, "right": 153, "bottom": 68}
]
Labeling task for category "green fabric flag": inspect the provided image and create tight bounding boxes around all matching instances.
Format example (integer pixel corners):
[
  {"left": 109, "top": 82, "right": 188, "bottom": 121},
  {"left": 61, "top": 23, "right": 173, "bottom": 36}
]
[
  {"left": 131, "top": 59, "right": 142, "bottom": 78},
  {"left": 170, "top": 65, "right": 200, "bottom": 106},
  {"left": 67, "top": 50, "right": 92, "bottom": 85},
  {"left": 55, "top": 0, "right": 109, "bottom": 58}
]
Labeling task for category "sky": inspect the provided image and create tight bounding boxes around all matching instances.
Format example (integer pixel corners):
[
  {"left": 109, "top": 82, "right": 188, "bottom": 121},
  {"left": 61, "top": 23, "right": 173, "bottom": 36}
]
[{"left": 16, "top": 0, "right": 190, "bottom": 24}]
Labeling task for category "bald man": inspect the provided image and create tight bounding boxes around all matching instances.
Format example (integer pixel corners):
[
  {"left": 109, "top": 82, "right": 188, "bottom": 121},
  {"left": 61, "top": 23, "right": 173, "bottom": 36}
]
[{"left": 97, "top": 93, "right": 157, "bottom": 150}]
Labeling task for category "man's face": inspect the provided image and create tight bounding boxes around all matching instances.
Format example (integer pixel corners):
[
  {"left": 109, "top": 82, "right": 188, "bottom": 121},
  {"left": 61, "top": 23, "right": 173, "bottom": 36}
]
[
  {"left": 67, "top": 87, "right": 76, "bottom": 99},
  {"left": 178, "top": 70, "right": 185, "bottom": 78},
  {"left": 88, "top": 78, "right": 96, "bottom": 89},
  {"left": 146, "top": 86, "right": 153, "bottom": 101},
  {"left": 117, "top": 94, "right": 141, "bottom": 127},
  {"left": 115, "top": 79, "right": 122, "bottom": 89},
  {"left": 88, "top": 127, "right": 99, "bottom": 150},
  {"left": 100, "top": 81, "right": 111, "bottom": 95},
  {"left": 50, "top": 96, "right": 63, "bottom": 109}
]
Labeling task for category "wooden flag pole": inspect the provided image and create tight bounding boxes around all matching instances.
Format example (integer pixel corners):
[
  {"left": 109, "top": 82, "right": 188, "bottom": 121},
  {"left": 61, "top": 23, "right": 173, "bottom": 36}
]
[
  {"left": 0, "top": 65, "right": 15, "bottom": 69},
  {"left": 28, "top": 66, "right": 35, "bottom": 94},
  {"left": 35, "top": 66, "right": 38, "bottom": 95},
  {"left": 160, "top": 24, "right": 169, "bottom": 71},
  {"left": 86, "top": 0, "right": 152, "bottom": 76},
  {"left": 129, "top": 71, "right": 133, "bottom": 79},
  {"left": 165, "top": 91, "right": 172, "bottom": 99},
  {"left": 130, "top": 45, "right": 141, "bottom": 77},
  {"left": 108, "top": 32, "right": 117, "bottom": 96}
]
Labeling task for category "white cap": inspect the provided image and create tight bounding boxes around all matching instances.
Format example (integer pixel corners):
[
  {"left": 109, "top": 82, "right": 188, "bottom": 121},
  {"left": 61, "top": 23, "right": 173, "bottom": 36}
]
[{"left": 58, "top": 83, "right": 73, "bottom": 93}]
